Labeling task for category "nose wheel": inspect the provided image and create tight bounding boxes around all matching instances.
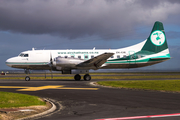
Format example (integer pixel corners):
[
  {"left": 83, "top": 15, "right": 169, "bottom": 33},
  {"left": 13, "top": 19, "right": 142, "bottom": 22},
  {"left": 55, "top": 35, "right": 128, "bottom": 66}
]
[{"left": 25, "top": 76, "right": 30, "bottom": 81}]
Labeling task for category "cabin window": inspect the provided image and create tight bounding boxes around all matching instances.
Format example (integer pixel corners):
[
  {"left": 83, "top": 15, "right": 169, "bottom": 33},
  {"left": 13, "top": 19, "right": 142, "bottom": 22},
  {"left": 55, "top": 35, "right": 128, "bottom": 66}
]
[
  {"left": 78, "top": 56, "right": 81, "bottom": 59},
  {"left": 85, "top": 55, "right": 88, "bottom": 59},
  {"left": 71, "top": 56, "right": 74, "bottom": 58},
  {"left": 65, "top": 56, "right": 68, "bottom": 58},
  {"left": 111, "top": 56, "right": 114, "bottom": 58},
  {"left": 91, "top": 55, "right": 94, "bottom": 58},
  {"left": 123, "top": 55, "right": 127, "bottom": 58},
  {"left": 117, "top": 55, "right": 120, "bottom": 58}
]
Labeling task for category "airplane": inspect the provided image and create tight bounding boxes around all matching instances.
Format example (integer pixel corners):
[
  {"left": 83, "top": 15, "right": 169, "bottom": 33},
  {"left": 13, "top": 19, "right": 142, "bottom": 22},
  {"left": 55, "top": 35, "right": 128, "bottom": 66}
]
[{"left": 6, "top": 21, "right": 171, "bottom": 81}]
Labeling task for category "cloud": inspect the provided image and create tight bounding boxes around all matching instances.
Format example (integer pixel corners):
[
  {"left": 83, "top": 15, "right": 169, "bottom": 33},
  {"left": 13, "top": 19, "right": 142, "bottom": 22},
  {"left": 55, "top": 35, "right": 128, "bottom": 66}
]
[
  {"left": 0, "top": 0, "right": 180, "bottom": 39},
  {"left": 166, "top": 31, "right": 180, "bottom": 39}
]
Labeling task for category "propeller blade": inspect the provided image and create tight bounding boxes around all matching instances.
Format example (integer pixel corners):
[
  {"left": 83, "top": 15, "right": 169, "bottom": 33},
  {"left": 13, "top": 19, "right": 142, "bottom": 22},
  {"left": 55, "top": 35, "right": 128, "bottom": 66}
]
[
  {"left": 50, "top": 52, "right": 53, "bottom": 65},
  {"left": 49, "top": 52, "right": 53, "bottom": 79}
]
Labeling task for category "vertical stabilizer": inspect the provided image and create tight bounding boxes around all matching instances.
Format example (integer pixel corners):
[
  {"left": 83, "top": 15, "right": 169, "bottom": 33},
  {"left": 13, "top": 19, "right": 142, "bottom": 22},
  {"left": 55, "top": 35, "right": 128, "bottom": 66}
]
[{"left": 141, "top": 21, "right": 168, "bottom": 53}]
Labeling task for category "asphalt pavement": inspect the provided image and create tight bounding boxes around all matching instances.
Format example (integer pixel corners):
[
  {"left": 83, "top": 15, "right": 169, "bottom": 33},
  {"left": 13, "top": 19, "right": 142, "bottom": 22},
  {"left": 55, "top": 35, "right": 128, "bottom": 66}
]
[{"left": 0, "top": 78, "right": 180, "bottom": 120}]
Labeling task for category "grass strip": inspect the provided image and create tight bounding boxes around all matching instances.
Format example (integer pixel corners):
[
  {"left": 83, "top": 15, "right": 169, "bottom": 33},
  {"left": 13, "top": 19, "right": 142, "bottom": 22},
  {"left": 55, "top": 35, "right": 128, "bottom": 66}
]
[
  {"left": 0, "top": 91, "right": 46, "bottom": 108},
  {"left": 93, "top": 75, "right": 180, "bottom": 79},
  {"left": 97, "top": 80, "right": 180, "bottom": 92}
]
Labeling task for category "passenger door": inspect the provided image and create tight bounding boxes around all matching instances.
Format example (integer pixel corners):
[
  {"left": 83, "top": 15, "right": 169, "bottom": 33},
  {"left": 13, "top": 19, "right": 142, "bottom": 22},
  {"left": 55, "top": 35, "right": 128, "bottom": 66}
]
[{"left": 128, "top": 51, "right": 136, "bottom": 64}]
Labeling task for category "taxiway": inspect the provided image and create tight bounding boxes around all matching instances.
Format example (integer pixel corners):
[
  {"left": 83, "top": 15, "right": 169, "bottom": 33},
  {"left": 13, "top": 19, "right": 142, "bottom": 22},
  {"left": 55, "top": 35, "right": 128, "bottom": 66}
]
[{"left": 0, "top": 76, "right": 180, "bottom": 120}]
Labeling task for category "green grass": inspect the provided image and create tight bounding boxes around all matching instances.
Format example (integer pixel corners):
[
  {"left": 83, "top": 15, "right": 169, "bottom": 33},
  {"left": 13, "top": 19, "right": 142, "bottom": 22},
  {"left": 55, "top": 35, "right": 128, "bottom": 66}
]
[
  {"left": 0, "top": 91, "right": 46, "bottom": 108},
  {"left": 90, "top": 72, "right": 180, "bottom": 75},
  {"left": 97, "top": 80, "right": 180, "bottom": 92},
  {"left": 93, "top": 75, "right": 180, "bottom": 79}
]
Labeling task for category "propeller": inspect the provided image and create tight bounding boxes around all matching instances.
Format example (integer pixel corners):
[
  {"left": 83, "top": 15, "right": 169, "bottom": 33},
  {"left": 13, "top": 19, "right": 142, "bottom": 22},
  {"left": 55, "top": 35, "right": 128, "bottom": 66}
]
[
  {"left": 48, "top": 52, "right": 53, "bottom": 79},
  {"left": 50, "top": 53, "right": 53, "bottom": 65}
]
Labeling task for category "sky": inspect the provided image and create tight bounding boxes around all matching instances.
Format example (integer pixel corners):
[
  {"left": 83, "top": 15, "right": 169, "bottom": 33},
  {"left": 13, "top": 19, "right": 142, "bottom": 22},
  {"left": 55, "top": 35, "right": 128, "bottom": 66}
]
[{"left": 1, "top": 0, "right": 180, "bottom": 71}]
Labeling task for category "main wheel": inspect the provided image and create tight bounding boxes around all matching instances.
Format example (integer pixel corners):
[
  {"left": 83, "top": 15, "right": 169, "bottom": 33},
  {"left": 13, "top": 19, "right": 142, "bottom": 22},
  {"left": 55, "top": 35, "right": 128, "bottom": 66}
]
[
  {"left": 74, "top": 74, "right": 81, "bottom": 81},
  {"left": 83, "top": 74, "right": 91, "bottom": 81},
  {"left": 25, "top": 76, "right": 30, "bottom": 81}
]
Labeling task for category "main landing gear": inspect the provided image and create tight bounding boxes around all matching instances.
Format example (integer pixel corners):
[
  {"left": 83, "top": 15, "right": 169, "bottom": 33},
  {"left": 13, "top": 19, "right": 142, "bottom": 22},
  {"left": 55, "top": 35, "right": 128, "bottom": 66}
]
[{"left": 74, "top": 74, "right": 91, "bottom": 81}]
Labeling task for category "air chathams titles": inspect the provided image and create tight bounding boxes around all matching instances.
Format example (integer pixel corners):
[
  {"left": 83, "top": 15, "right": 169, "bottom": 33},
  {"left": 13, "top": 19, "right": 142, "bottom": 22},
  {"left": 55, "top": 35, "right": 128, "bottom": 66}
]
[{"left": 58, "top": 51, "right": 126, "bottom": 54}]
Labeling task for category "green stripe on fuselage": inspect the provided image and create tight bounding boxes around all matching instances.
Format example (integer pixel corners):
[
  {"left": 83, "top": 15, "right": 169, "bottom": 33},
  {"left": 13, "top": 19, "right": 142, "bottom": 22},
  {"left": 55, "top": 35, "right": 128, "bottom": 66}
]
[{"left": 106, "top": 54, "right": 170, "bottom": 64}]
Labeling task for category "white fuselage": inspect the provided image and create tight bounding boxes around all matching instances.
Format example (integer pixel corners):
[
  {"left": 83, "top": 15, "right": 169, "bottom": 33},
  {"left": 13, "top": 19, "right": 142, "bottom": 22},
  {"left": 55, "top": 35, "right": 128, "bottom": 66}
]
[{"left": 6, "top": 40, "right": 169, "bottom": 71}]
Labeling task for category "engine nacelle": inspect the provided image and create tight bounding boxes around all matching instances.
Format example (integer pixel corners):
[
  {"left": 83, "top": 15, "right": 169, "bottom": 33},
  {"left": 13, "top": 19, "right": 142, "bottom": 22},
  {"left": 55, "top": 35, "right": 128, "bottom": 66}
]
[{"left": 53, "top": 57, "right": 85, "bottom": 70}]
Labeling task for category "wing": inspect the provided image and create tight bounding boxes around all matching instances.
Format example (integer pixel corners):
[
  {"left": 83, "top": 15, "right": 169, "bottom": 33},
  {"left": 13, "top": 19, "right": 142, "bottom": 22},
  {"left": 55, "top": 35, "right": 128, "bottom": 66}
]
[{"left": 76, "top": 52, "right": 114, "bottom": 69}]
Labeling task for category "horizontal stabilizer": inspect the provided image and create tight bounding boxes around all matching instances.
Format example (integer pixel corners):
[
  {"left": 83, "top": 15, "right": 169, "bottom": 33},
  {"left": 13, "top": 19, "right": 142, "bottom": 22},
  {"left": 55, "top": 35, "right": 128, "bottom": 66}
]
[{"left": 150, "top": 57, "right": 170, "bottom": 60}]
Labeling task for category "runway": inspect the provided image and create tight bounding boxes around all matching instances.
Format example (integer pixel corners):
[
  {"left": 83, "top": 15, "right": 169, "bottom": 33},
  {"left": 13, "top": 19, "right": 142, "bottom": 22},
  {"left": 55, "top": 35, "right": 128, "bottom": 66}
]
[{"left": 0, "top": 77, "right": 180, "bottom": 120}]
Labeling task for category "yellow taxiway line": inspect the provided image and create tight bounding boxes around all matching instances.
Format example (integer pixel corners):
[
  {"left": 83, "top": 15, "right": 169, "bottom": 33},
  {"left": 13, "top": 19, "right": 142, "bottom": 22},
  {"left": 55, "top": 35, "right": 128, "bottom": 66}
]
[{"left": 0, "top": 85, "right": 99, "bottom": 91}]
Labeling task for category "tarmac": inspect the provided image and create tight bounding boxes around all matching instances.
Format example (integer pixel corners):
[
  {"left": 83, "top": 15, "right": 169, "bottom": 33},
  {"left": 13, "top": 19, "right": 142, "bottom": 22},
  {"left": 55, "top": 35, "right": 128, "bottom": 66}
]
[{"left": 0, "top": 75, "right": 180, "bottom": 120}]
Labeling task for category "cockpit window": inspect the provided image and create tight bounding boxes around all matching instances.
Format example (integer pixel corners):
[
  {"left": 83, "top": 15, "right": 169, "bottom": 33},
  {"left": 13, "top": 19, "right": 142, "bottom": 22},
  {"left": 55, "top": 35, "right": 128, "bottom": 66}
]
[
  {"left": 19, "top": 53, "right": 28, "bottom": 57},
  {"left": 24, "top": 54, "right": 29, "bottom": 57},
  {"left": 19, "top": 53, "right": 24, "bottom": 57}
]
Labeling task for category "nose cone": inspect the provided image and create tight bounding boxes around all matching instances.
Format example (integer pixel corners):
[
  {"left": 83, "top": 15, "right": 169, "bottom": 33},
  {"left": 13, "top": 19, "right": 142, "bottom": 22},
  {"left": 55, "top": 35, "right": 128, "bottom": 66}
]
[
  {"left": 6, "top": 58, "right": 11, "bottom": 67},
  {"left": 6, "top": 57, "right": 16, "bottom": 67}
]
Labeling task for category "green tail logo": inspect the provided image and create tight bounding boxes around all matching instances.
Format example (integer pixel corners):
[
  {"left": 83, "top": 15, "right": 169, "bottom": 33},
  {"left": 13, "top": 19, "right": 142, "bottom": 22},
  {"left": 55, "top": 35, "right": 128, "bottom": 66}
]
[
  {"left": 150, "top": 30, "right": 166, "bottom": 46},
  {"left": 153, "top": 32, "right": 161, "bottom": 40}
]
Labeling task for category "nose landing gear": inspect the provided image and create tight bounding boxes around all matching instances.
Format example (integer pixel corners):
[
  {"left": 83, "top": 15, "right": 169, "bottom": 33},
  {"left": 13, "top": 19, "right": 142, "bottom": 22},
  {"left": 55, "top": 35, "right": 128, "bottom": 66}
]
[
  {"left": 25, "top": 76, "right": 30, "bottom": 81},
  {"left": 24, "top": 69, "right": 30, "bottom": 81}
]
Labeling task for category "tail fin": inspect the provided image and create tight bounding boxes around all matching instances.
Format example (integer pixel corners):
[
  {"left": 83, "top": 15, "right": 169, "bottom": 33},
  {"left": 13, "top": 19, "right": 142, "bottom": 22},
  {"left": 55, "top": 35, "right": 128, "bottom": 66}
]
[{"left": 141, "top": 21, "right": 169, "bottom": 53}]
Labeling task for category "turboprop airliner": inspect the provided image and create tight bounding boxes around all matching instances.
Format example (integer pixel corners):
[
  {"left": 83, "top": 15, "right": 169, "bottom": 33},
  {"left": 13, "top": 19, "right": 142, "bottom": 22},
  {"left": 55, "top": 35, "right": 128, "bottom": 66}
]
[{"left": 6, "top": 21, "right": 171, "bottom": 81}]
